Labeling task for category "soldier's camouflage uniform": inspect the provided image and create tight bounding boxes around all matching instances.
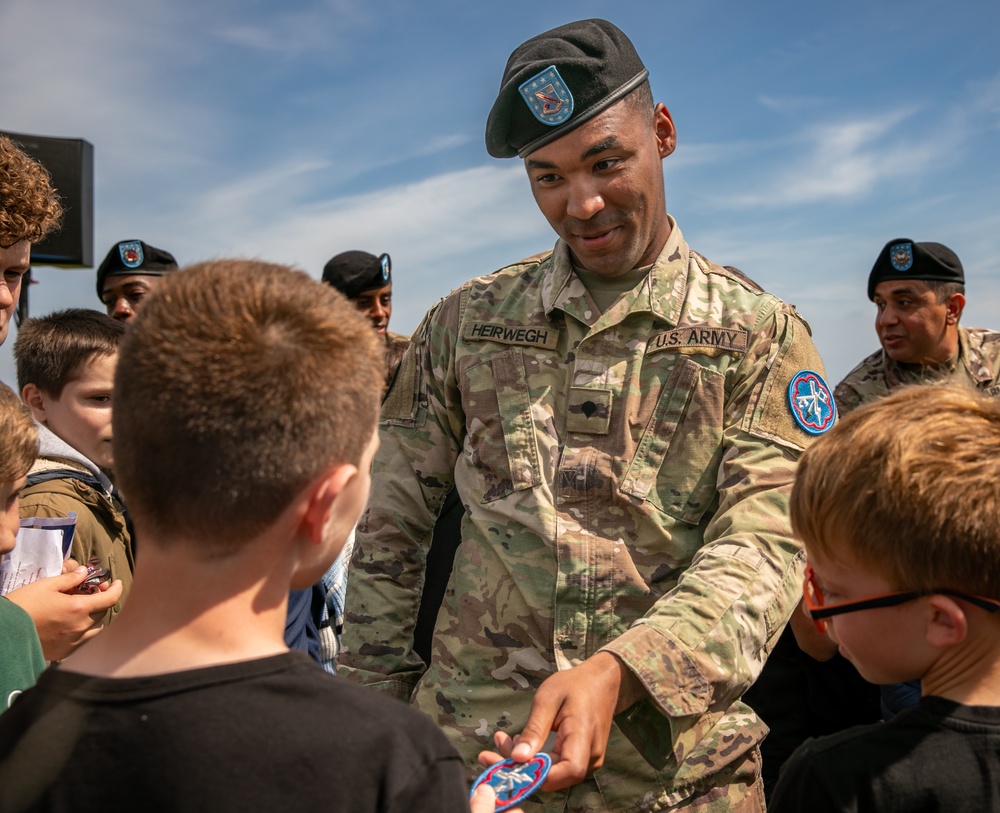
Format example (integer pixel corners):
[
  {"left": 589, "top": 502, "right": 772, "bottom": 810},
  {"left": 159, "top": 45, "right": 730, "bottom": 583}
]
[
  {"left": 339, "top": 219, "right": 830, "bottom": 812},
  {"left": 835, "top": 326, "right": 1000, "bottom": 415}
]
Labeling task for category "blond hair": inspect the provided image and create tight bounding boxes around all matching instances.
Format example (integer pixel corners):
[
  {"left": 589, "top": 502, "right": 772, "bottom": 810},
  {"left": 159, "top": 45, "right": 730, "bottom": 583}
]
[
  {"left": 791, "top": 384, "right": 1000, "bottom": 597},
  {"left": 0, "top": 382, "right": 38, "bottom": 482}
]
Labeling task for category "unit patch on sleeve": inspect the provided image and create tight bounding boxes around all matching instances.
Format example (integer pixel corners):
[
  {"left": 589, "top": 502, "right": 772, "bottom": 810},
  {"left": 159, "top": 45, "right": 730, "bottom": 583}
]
[
  {"left": 470, "top": 754, "right": 552, "bottom": 812},
  {"left": 788, "top": 370, "right": 836, "bottom": 435}
]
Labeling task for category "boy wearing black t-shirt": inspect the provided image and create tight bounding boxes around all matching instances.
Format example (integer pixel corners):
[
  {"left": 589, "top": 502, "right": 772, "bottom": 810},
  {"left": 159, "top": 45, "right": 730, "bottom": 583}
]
[
  {"left": 0, "top": 260, "right": 502, "bottom": 812},
  {"left": 770, "top": 385, "right": 1000, "bottom": 812}
]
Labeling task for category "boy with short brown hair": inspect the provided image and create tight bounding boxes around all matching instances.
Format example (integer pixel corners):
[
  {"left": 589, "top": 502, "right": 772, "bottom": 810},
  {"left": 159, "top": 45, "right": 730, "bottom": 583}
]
[
  {"left": 769, "top": 384, "right": 1000, "bottom": 812},
  {"left": 0, "top": 260, "right": 478, "bottom": 812},
  {"left": 14, "top": 309, "right": 132, "bottom": 624}
]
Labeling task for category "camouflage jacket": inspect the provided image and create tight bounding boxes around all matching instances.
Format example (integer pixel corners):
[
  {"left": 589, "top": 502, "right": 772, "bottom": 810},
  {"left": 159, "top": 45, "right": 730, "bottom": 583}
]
[
  {"left": 835, "top": 326, "right": 1000, "bottom": 415},
  {"left": 339, "top": 220, "right": 831, "bottom": 811}
]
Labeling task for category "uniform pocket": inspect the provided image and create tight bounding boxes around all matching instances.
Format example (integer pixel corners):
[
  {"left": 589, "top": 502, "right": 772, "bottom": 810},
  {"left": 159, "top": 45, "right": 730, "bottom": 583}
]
[
  {"left": 461, "top": 347, "right": 541, "bottom": 503},
  {"left": 620, "top": 357, "right": 724, "bottom": 524}
]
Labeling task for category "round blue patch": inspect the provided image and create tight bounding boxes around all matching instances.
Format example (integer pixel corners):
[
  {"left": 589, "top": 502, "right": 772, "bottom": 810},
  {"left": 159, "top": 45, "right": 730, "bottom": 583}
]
[
  {"left": 470, "top": 753, "right": 552, "bottom": 811},
  {"left": 788, "top": 371, "right": 836, "bottom": 435}
]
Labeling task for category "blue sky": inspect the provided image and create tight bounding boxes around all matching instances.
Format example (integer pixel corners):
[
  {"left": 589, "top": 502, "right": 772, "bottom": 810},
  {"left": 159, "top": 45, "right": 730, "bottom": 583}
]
[{"left": 2, "top": 0, "right": 998, "bottom": 385}]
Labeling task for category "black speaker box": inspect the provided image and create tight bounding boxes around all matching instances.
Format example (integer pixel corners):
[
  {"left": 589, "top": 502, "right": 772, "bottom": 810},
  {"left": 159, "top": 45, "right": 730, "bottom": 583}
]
[{"left": 2, "top": 130, "right": 94, "bottom": 267}]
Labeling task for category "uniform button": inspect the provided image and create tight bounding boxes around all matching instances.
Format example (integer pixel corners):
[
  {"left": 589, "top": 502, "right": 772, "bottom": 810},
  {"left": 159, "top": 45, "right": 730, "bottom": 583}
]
[{"left": 585, "top": 792, "right": 603, "bottom": 809}]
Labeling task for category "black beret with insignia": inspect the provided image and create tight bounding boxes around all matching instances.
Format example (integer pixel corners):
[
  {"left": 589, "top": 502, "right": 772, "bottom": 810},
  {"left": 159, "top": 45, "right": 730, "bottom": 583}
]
[
  {"left": 867, "top": 239, "right": 964, "bottom": 301},
  {"left": 96, "top": 240, "right": 178, "bottom": 297},
  {"left": 321, "top": 251, "right": 392, "bottom": 299},
  {"left": 485, "top": 19, "right": 649, "bottom": 159}
]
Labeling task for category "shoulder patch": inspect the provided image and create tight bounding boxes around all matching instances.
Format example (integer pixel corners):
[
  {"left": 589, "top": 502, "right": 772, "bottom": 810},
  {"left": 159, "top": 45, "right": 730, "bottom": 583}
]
[
  {"left": 464, "top": 322, "right": 560, "bottom": 350},
  {"left": 470, "top": 754, "right": 552, "bottom": 812},
  {"left": 788, "top": 371, "right": 836, "bottom": 434}
]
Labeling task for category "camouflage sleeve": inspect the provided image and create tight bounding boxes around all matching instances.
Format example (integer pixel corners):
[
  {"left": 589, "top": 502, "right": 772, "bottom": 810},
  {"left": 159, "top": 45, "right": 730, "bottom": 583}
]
[
  {"left": 833, "top": 377, "right": 864, "bottom": 416},
  {"left": 601, "top": 305, "right": 826, "bottom": 767},
  {"left": 337, "top": 294, "right": 465, "bottom": 699}
]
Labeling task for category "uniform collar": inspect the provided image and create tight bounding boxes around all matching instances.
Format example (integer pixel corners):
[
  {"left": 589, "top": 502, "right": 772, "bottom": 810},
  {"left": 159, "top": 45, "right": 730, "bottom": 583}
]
[{"left": 540, "top": 214, "right": 688, "bottom": 328}]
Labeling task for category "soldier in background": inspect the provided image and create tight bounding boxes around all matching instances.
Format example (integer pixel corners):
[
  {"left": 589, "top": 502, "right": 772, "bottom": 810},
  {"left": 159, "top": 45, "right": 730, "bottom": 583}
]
[
  {"left": 322, "top": 250, "right": 410, "bottom": 389},
  {"left": 96, "top": 239, "right": 178, "bottom": 323},
  {"left": 339, "top": 19, "right": 834, "bottom": 812},
  {"left": 835, "top": 238, "right": 999, "bottom": 412}
]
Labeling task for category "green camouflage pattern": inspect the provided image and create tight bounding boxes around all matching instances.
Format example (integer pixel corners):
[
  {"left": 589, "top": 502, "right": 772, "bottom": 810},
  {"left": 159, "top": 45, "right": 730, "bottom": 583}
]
[
  {"left": 339, "top": 219, "right": 828, "bottom": 811},
  {"left": 835, "top": 326, "right": 1000, "bottom": 415}
]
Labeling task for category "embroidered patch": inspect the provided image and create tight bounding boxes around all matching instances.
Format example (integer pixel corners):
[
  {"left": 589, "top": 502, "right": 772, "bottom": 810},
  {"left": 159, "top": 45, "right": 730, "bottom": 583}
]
[
  {"left": 379, "top": 253, "right": 390, "bottom": 282},
  {"left": 118, "top": 241, "right": 143, "bottom": 268},
  {"left": 465, "top": 322, "right": 560, "bottom": 350},
  {"left": 470, "top": 754, "right": 552, "bottom": 812},
  {"left": 519, "top": 66, "right": 574, "bottom": 126},
  {"left": 890, "top": 242, "right": 913, "bottom": 272},
  {"left": 647, "top": 325, "right": 749, "bottom": 356},
  {"left": 788, "top": 371, "right": 836, "bottom": 435}
]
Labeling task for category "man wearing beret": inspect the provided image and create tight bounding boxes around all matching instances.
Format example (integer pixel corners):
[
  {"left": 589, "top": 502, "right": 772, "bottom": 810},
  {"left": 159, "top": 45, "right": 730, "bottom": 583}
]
[
  {"left": 835, "top": 239, "right": 1000, "bottom": 414},
  {"left": 340, "top": 19, "right": 833, "bottom": 812},
  {"left": 322, "top": 250, "right": 410, "bottom": 390},
  {"left": 96, "top": 240, "right": 178, "bottom": 323}
]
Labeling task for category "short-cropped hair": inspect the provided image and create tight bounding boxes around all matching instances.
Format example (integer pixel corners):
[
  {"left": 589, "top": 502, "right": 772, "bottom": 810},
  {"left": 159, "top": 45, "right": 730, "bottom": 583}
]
[
  {"left": 14, "top": 308, "right": 124, "bottom": 398},
  {"left": 0, "top": 382, "right": 38, "bottom": 483},
  {"left": 113, "top": 259, "right": 383, "bottom": 554},
  {"left": 0, "top": 135, "right": 63, "bottom": 248},
  {"left": 791, "top": 385, "right": 1000, "bottom": 598}
]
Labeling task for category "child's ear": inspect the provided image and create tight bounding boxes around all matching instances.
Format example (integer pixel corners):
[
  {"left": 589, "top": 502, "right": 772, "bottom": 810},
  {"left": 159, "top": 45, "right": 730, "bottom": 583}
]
[
  {"left": 21, "top": 383, "right": 47, "bottom": 423},
  {"left": 925, "top": 595, "right": 968, "bottom": 649},
  {"left": 301, "top": 464, "right": 359, "bottom": 545}
]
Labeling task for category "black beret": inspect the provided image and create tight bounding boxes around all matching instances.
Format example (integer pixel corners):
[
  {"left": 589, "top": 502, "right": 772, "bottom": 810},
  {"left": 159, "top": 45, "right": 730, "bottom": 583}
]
[
  {"left": 485, "top": 19, "right": 649, "bottom": 159},
  {"left": 321, "top": 251, "right": 391, "bottom": 299},
  {"left": 867, "top": 239, "right": 964, "bottom": 301},
  {"left": 96, "top": 240, "right": 178, "bottom": 297}
]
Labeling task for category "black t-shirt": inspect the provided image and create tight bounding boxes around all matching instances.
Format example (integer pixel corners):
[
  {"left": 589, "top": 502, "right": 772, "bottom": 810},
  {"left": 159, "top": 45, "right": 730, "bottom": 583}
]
[
  {"left": 769, "top": 695, "right": 1000, "bottom": 812},
  {"left": 0, "top": 652, "right": 469, "bottom": 813}
]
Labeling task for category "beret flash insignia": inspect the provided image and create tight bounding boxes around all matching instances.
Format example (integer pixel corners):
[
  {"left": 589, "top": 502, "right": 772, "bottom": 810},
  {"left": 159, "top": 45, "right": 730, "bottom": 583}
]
[
  {"left": 519, "top": 66, "right": 574, "bottom": 126},
  {"left": 890, "top": 242, "right": 914, "bottom": 272},
  {"left": 118, "top": 240, "right": 144, "bottom": 269}
]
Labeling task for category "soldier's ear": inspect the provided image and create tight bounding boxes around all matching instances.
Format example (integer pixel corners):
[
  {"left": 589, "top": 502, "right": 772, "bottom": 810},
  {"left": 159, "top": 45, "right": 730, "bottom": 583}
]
[
  {"left": 654, "top": 103, "right": 676, "bottom": 159},
  {"left": 945, "top": 292, "right": 965, "bottom": 325}
]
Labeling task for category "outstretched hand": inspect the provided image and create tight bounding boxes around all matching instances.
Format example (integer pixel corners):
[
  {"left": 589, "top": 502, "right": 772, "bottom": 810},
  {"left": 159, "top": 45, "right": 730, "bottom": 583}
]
[
  {"left": 478, "top": 651, "right": 643, "bottom": 792},
  {"left": 5, "top": 566, "right": 124, "bottom": 661}
]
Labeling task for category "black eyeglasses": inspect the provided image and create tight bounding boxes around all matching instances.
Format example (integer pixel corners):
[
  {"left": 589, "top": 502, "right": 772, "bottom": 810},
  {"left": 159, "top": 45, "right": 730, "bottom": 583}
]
[{"left": 802, "top": 564, "right": 1000, "bottom": 633}]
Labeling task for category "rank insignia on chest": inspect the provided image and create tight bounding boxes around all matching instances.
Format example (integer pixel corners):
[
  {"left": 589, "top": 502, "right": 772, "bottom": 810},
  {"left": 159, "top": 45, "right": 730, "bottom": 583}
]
[
  {"left": 788, "top": 370, "right": 836, "bottom": 434},
  {"left": 470, "top": 753, "right": 552, "bottom": 811},
  {"left": 519, "top": 66, "right": 574, "bottom": 126}
]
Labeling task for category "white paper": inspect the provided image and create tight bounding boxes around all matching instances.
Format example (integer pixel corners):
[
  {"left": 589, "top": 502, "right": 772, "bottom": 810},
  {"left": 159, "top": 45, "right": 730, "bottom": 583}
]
[{"left": 0, "top": 513, "right": 78, "bottom": 595}]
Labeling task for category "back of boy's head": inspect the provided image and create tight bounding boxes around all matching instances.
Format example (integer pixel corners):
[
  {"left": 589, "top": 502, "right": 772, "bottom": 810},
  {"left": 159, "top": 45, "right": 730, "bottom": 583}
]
[
  {"left": 0, "top": 383, "right": 38, "bottom": 483},
  {"left": 791, "top": 385, "right": 1000, "bottom": 598},
  {"left": 0, "top": 135, "right": 63, "bottom": 248},
  {"left": 113, "top": 259, "right": 383, "bottom": 555},
  {"left": 14, "top": 308, "right": 125, "bottom": 397}
]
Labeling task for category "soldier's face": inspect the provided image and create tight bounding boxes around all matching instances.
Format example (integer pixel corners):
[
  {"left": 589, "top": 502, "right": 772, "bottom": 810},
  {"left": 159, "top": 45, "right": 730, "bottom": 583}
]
[
  {"left": 873, "top": 280, "right": 963, "bottom": 364},
  {"left": 524, "top": 98, "right": 676, "bottom": 278},
  {"left": 0, "top": 239, "right": 30, "bottom": 346},
  {"left": 101, "top": 274, "right": 163, "bottom": 322},
  {"left": 353, "top": 283, "right": 392, "bottom": 335}
]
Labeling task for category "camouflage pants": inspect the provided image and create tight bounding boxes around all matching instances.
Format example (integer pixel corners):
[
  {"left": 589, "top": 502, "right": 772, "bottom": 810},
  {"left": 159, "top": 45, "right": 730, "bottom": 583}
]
[{"left": 521, "top": 747, "right": 765, "bottom": 813}]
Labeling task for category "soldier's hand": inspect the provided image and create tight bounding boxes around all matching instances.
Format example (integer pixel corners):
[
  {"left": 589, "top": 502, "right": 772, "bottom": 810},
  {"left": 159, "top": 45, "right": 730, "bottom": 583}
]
[
  {"left": 5, "top": 568, "right": 124, "bottom": 661},
  {"left": 479, "top": 651, "right": 643, "bottom": 792}
]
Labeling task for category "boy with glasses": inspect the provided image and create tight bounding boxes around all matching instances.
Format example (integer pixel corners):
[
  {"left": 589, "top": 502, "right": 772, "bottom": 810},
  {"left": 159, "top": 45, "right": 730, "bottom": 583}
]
[{"left": 769, "top": 384, "right": 1000, "bottom": 811}]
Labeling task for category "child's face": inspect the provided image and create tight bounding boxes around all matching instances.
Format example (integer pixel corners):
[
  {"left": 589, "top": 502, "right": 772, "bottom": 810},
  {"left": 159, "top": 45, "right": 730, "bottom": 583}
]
[
  {"left": 34, "top": 352, "right": 117, "bottom": 471},
  {"left": 806, "top": 550, "right": 929, "bottom": 685},
  {"left": 0, "top": 475, "right": 27, "bottom": 556}
]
